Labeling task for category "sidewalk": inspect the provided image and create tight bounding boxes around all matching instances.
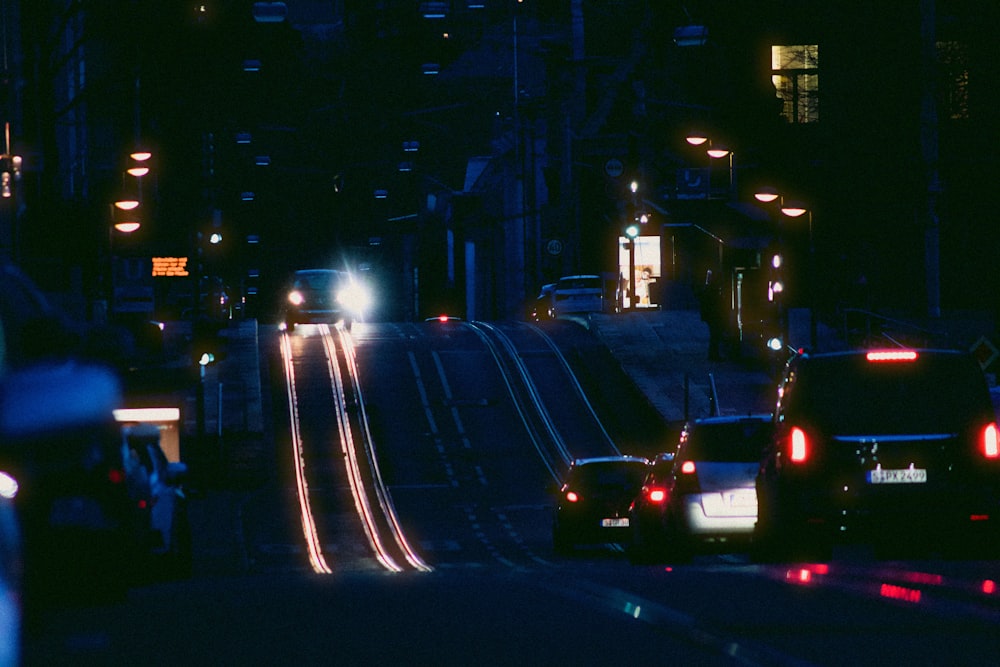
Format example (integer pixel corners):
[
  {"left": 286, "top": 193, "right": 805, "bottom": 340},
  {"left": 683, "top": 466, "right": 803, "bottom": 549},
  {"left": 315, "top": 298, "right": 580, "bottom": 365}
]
[{"left": 588, "top": 309, "right": 777, "bottom": 423}]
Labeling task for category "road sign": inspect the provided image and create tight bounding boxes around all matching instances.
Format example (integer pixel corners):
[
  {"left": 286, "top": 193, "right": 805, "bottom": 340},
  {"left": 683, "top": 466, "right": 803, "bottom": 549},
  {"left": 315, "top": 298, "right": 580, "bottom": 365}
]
[{"left": 604, "top": 158, "right": 624, "bottom": 178}]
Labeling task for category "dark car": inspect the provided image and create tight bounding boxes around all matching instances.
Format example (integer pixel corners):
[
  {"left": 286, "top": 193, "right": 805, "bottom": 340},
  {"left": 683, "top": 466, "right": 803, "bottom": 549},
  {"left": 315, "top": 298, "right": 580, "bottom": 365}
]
[
  {"left": 754, "top": 348, "right": 1000, "bottom": 561},
  {"left": 121, "top": 424, "right": 192, "bottom": 580},
  {"left": 527, "top": 283, "right": 556, "bottom": 321},
  {"left": 0, "top": 362, "right": 142, "bottom": 606},
  {"left": 282, "top": 269, "right": 371, "bottom": 331},
  {"left": 552, "top": 456, "right": 650, "bottom": 553},
  {"left": 630, "top": 415, "right": 772, "bottom": 563}
]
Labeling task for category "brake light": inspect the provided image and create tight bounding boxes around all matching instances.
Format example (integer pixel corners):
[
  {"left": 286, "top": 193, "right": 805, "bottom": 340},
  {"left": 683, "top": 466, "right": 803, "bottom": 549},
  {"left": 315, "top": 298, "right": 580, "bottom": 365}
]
[
  {"left": 646, "top": 487, "right": 667, "bottom": 503},
  {"left": 866, "top": 350, "right": 918, "bottom": 362},
  {"left": 680, "top": 460, "right": 696, "bottom": 474},
  {"left": 107, "top": 468, "right": 126, "bottom": 484},
  {"left": 789, "top": 427, "right": 809, "bottom": 463},
  {"left": 982, "top": 422, "right": 1000, "bottom": 459},
  {"left": 565, "top": 491, "right": 579, "bottom": 503}
]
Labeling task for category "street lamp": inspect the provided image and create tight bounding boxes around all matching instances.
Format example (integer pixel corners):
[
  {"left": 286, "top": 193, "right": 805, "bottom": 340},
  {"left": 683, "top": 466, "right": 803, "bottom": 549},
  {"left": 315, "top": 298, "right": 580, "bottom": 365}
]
[
  {"left": 685, "top": 134, "right": 734, "bottom": 198},
  {"left": 780, "top": 200, "right": 817, "bottom": 349},
  {"left": 625, "top": 223, "right": 639, "bottom": 311}
]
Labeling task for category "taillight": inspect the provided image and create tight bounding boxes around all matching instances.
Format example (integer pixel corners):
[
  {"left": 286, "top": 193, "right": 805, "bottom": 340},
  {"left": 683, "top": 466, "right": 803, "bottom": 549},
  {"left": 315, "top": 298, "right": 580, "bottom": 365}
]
[
  {"left": 789, "top": 426, "right": 809, "bottom": 463},
  {"left": 680, "top": 460, "right": 696, "bottom": 475},
  {"left": 646, "top": 487, "right": 667, "bottom": 504},
  {"left": 866, "top": 350, "right": 918, "bottom": 362},
  {"left": 107, "top": 468, "right": 126, "bottom": 484},
  {"left": 565, "top": 490, "right": 580, "bottom": 503},
  {"left": 982, "top": 422, "right": 999, "bottom": 459}
]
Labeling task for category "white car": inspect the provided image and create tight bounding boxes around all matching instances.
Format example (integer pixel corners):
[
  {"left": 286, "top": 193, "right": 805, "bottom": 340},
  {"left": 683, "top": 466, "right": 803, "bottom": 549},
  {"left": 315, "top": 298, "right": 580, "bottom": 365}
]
[{"left": 550, "top": 274, "right": 605, "bottom": 317}]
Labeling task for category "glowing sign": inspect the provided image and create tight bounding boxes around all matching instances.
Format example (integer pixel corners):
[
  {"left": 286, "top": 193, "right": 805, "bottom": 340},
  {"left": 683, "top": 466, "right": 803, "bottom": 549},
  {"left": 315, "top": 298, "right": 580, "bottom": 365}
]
[{"left": 152, "top": 257, "right": 189, "bottom": 277}]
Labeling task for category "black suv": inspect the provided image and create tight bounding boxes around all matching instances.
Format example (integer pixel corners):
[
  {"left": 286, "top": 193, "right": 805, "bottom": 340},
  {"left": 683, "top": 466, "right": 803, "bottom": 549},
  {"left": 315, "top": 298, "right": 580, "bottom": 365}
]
[{"left": 755, "top": 348, "right": 1000, "bottom": 560}]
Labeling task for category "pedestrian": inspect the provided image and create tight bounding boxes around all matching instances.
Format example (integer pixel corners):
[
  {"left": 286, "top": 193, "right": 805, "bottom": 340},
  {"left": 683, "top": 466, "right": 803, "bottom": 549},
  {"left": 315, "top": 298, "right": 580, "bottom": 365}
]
[{"left": 698, "top": 269, "right": 726, "bottom": 360}]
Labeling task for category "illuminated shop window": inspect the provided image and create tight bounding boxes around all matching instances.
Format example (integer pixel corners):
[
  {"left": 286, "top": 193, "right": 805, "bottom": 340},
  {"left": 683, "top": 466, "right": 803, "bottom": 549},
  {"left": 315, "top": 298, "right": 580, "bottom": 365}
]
[{"left": 771, "top": 44, "right": 819, "bottom": 124}]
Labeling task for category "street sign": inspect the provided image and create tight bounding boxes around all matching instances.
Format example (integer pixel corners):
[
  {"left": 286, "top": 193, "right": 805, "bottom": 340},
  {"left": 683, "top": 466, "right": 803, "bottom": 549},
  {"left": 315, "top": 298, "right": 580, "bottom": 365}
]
[
  {"left": 971, "top": 336, "right": 998, "bottom": 370},
  {"left": 604, "top": 158, "right": 624, "bottom": 178}
]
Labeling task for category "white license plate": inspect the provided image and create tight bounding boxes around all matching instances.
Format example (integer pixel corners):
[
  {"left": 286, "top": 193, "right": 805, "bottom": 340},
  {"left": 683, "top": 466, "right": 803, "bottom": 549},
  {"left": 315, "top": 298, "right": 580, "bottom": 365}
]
[
  {"left": 727, "top": 489, "right": 757, "bottom": 507},
  {"left": 601, "top": 518, "right": 629, "bottom": 528},
  {"left": 867, "top": 468, "right": 927, "bottom": 484}
]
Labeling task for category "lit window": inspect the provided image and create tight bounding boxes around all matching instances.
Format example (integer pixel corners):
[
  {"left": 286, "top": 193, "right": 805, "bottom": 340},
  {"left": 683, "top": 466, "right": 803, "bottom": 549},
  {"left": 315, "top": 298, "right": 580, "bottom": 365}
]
[
  {"left": 936, "top": 40, "right": 969, "bottom": 120},
  {"left": 771, "top": 45, "right": 819, "bottom": 124}
]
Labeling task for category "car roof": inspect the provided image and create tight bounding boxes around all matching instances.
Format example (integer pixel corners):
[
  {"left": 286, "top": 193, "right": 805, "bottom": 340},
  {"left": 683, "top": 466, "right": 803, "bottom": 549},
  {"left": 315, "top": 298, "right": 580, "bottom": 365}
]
[
  {"left": 570, "top": 455, "right": 650, "bottom": 467},
  {"left": 691, "top": 413, "right": 771, "bottom": 426}
]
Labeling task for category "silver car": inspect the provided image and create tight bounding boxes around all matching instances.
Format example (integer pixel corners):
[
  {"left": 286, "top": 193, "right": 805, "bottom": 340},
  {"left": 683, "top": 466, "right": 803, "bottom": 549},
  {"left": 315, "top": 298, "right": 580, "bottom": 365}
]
[{"left": 630, "top": 415, "right": 771, "bottom": 562}]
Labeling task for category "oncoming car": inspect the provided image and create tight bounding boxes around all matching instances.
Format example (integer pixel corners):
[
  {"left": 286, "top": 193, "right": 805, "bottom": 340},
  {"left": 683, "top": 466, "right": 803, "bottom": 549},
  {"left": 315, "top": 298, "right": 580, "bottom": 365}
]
[
  {"left": 551, "top": 455, "right": 650, "bottom": 553},
  {"left": 282, "top": 269, "right": 371, "bottom": 331},
  {"left": 754, "top": 348, "right": 1000, "bottom": 560}
]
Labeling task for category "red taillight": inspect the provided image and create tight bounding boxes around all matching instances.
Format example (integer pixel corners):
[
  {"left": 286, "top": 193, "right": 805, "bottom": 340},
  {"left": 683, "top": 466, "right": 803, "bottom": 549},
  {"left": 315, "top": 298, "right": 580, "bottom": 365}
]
[
  {"left": 680, "top": 460, "right": 696, "bottom": 475},
  {"left": 866, "top": 350, "right": 918, "bottom": 362},
  {"left": 982, "top": 422, "right": 999, "bottom": 459},
  {"left": 789, "top": 426, "right": 809, "bottom": 463},
  {"left": 647, "top": 487, "right": 667, "bottom": 504},
  {"left": 107, "top": 468, "right": 125, "bottom": 484},
  {"left": 565, "top": 491, "right": 579, "bottom": 503}
]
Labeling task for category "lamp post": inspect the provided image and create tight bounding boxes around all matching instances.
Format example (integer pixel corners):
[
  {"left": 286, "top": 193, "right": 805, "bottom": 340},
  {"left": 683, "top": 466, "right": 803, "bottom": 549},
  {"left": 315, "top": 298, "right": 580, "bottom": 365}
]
[
  {"left": 779, "top": 201, "right": 817, "bottom": 350},
  {"left": 685, "top": 134, "right": 734, "bottom": 199},
  {"left": 625, "top": 222, "right": 639, "bottom": 311}
]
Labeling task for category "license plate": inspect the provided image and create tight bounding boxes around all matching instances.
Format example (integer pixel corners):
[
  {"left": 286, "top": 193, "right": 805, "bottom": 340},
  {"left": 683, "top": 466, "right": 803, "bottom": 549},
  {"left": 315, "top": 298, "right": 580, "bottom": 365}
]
[
  {"left": 601, "top": 518, "right": 629, "bottom": 528},
  {"left": 727, "top": 489, "right": 757, "bottom": 507},
  {"left": 867, "top": 468, "right": 927, "bottom": 484}
]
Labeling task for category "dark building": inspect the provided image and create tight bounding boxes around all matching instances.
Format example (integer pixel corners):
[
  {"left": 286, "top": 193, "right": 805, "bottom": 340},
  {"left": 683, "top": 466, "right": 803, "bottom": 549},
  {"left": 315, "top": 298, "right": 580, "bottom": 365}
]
[{"left": 3, "top": 1, "right": 997, "bottom": 324}]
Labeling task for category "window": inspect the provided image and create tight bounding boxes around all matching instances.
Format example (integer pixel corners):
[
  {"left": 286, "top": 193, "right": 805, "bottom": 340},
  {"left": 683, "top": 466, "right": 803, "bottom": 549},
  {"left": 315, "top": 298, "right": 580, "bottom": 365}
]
[
  {"left": 771, "top": 45, "right": 819, "bottom": 124},
  {"left": 936, "top": 40, "right": 969, "bottom": 120}
]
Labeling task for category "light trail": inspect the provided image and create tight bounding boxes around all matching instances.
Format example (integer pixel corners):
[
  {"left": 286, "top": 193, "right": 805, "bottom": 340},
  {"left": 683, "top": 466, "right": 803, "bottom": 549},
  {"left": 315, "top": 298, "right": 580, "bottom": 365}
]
[
  {"left": 279, "top": 331, "right": 333, "bottom": 574},
  {"left": 336, "top": 326, "right": 432, "bottom": 572}
]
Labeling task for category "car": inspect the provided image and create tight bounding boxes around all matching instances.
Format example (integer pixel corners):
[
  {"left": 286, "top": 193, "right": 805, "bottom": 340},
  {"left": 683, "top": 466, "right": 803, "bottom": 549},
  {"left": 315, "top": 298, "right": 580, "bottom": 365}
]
[
  {"left": 754, "top": 348, "right": 1000, "bottom": 561},
  {"left": 281, "top": 268, "right": 371, "bottom": 331},
  {"left": 629, "top": 415, "right": 772, "bottom": 563},
  {"left": 551, "top": 455, "right": 650, "bottom": 553},
  {"left": 527, "top": 283, "right": 556, "bottom": 321},
  {"left": 550, "top": 274, "right": 605, "bottom": 318},
  {"left": 0, "top": 361, "right": 142, "bottom": 607},
  {"left": 121, "top": 424, "right": 192, "bottom": 580}
]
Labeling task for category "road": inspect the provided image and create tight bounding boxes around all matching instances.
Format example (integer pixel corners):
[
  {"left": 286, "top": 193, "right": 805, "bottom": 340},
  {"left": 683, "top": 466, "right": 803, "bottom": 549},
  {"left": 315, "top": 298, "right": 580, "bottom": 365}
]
[{"left": 24, "top": 319, "right": 1000, "bottom": 665}]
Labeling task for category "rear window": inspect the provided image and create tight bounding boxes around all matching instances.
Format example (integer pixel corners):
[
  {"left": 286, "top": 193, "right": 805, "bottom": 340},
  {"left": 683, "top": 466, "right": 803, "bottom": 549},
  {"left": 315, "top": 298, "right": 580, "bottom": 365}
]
[
  {"left": 569, "top": 461, "right": 648, "bottom": 488},
  {"left": 556, "top": 277, "right": 601, "bottom": 291},
  {"left": 788, "top": 352, "right": 992, "bottom": 433},
  {"left": 685, "top": 419, "right": 772, "bottom": 462}
]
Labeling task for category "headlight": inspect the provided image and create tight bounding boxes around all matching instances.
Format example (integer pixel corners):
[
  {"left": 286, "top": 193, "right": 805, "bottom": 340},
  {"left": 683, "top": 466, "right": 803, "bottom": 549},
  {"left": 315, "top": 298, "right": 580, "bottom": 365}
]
[
  {"left": 337, "top": 282, "right": 372, "bottom": 314},
  {"left": 288, "top": 290, "right": 305, "bottom": 306}
]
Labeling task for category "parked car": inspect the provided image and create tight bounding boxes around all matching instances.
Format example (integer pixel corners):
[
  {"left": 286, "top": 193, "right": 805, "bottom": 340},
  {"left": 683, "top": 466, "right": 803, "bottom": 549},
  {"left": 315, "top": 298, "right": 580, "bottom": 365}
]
[
  {"left": 527, "top": 283, "right": 556, "bottom": 321},
  {"left": 629, "top": 415, "right": 772, "bottom": 563},
  {"left": 551, "top": 274, "right": 605, "bottom": 318},
  {"left": 551, "top": 456, "right": 650, "bottom": 553},
  {"left": 754, "top": 348, "right": 1000, "bottom": 561},
  {"left": 281, "top": 268, "right": 371, "bottom": 331},
  {"left": 0, "top": 361, "right": 141, "bottom": 607},
  {"left": 121, "top": 424, "right": 192, "bottom": 580}
]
